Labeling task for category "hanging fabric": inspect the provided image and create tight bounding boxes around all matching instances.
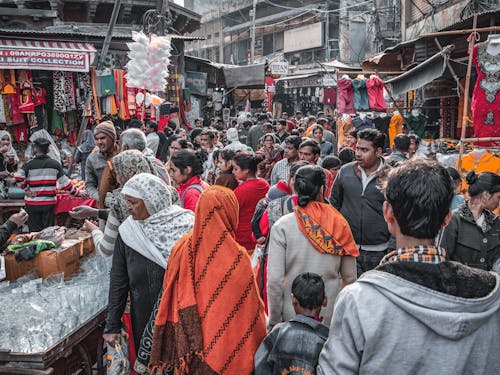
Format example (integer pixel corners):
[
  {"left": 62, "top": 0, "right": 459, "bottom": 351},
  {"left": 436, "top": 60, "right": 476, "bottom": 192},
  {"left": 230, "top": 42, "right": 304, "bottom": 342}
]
[
  {"left": 366, "top": 75, "right": 386, "bottom": 111},
  {"left": 471, "top": 41, "right": 500, "bottom": 145},
  {"left": 373, "top": 115, "right": 390, "bottom": 149},
  {"left": 388, "top": 112, "right": 403, "bottom": 148},
  {"left": 351, "top": 77, "right": 370, "bottom": 111},
  {"left": 337, "top": 77, "right": 355, "bottom": 114}
]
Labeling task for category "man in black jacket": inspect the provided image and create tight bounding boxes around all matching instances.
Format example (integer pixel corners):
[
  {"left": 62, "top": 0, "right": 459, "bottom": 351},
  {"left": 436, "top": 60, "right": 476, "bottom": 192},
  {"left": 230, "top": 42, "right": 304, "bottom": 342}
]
[
  {"left": 331, "top": 128, "right": 391, "bottom": 276},
  {"left": 0, "top": 211, "right": 28, "bottom": 250}
]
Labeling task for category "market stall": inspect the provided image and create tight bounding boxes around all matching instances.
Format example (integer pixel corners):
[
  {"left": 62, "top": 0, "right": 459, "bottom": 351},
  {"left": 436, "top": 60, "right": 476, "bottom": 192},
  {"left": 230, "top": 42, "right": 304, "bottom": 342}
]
[{"left": 0, "top": 229, "right": 107, "bottom": 374}]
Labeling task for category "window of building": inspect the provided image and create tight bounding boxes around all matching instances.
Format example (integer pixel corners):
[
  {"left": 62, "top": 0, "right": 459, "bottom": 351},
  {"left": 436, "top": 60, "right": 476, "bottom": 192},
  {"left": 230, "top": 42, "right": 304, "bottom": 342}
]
[
  {"left": 274, "top": 32, "right": 284, "bottom": 51},
  {"left": 94, "top": 3, "right": 115, "bottom": 23},
  {"left": 24, "top": 1, "right": 51, "bottom": 10},
  {"left": 214, "top": 32, "right": 219, "bottom": 39},
  {"left": 62, "top": 2, "right": 88, "bottom": 22},
  {"left": 263, "top": 34, "right": 274, "bottom": 56}
]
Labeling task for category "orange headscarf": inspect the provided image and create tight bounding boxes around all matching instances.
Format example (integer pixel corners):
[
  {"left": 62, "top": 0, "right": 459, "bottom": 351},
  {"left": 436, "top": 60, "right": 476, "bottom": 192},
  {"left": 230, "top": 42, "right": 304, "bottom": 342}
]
[
  {"left": 294, "top": 201, "right": 359, "bottom": 257},
  {"left": 149, "top": 185, "right": 267, "bottom": 375}
]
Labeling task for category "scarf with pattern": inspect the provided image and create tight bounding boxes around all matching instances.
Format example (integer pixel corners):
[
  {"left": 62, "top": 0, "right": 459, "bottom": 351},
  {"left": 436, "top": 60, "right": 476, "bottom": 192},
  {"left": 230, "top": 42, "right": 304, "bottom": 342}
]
[
  {"left": 380, "top": 245, "right": 446, "bottom": 265},
  {"left": 149, "top": 185, "right": 266, "bottom": 374}
]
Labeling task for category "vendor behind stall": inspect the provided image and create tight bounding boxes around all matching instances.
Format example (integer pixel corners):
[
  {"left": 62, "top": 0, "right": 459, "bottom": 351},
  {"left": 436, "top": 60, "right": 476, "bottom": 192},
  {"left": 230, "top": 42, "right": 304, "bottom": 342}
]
[
  {"left": 0, "top": 130, "right": 18, "bottom": 199},
  {"left": 14, "top": 138, "right": 85, "bottom": 232}
]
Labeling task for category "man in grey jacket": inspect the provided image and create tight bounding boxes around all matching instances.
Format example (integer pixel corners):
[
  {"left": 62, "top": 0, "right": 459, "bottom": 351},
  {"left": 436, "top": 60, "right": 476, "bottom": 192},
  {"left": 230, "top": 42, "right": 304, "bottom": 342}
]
[
  {"left": 318, "top": 159, "right": 500, "bottom": 375},
  {"left": 331, "top": 128, "right": 391, "bottom": 276}
]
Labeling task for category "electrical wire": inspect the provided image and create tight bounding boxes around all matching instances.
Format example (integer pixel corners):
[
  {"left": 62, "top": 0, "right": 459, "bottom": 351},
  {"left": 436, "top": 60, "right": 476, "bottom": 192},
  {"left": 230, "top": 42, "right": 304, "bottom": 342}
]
[
  {"left": 254, "top": 10, "right": 316, "bottom": 29},
  {"left": 263, "top": 0, "right": 374, "bottom": 14}
]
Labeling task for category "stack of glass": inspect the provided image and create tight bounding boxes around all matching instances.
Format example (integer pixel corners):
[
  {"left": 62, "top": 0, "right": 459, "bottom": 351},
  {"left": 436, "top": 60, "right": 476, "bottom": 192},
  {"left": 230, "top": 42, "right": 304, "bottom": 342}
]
[{"left": 0, "top": 255, "right": 111, "bottom": 353}]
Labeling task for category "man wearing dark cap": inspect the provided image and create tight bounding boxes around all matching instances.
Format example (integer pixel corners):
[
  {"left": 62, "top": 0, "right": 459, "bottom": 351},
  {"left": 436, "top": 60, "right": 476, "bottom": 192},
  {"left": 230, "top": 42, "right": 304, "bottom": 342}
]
[
  {"left": 15, "top": 137, "right": 85, "bottom": 231},
  {"left": 85, "top": 120, "right": 118, "bottom": 203}
]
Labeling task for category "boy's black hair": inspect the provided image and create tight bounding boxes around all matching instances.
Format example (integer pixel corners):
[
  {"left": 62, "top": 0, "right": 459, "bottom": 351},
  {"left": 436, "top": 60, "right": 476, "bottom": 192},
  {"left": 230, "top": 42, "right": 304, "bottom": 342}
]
[
  {"left": 146, "top": 120, "right": 158, "bottom": 132},
  {"left": 127, "top": 118, "right": 143, "bottom": 129},
  {"left": 358, "top": 128, "right": 385, "bottom": 150},
  {"left": 291, "top": 272, "right": 325, "bottom": 310},
  {"left": 338, "top": 148, "right": 355, "bottom": 165},
  {"left": 393, "top": 134, "right": 410, "bottom": 152},
  {"left": 322, "top": 155, "right": 341, "bottom": 169},
  {"left": 385, "top": 159, "right": 454, "bottom": 239}
]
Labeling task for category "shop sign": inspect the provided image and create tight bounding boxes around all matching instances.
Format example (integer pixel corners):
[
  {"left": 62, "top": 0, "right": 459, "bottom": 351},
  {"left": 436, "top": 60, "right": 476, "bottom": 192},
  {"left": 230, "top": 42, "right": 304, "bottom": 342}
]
[
  {"left": 0, "top": 49, "right": 91, "bottom": 72},
  {"left": 270, "top": 61, "right": 289, "bottom": 75},
  {"left": 186, "top": 71, "right": 208, "bottom": 96},
  {"left": 284, "top": 22, "right": 323, "bottom": 53},
  {"left": 286, "top": 76, "right": 323, "bottom": 88}
]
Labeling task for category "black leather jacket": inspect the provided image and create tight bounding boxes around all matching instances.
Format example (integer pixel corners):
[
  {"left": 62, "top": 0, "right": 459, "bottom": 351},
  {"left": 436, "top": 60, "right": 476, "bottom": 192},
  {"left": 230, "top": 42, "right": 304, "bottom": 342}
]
[
  {"left": 440, "top": 203, "right": 500, "bottom": 271},
  {"left": 254, "top": 315, "right": 329, "bottom": 375}
]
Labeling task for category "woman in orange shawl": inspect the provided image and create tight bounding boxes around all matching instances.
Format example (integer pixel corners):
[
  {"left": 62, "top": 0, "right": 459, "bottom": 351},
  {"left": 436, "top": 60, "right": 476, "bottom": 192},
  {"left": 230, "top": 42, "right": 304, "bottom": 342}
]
[
  {"left": 267, "top": 165, "right": 358, "bottom": 329},
  {"left": 148, "top": 185, "right": 267, "bottom": 374}
]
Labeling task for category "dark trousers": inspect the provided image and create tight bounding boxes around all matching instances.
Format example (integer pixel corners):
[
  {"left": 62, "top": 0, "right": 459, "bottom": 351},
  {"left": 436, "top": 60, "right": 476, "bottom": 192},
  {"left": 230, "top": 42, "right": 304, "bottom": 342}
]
[
  {"left": 356, "top": 249, "right": 388, "bottom": 277},
  {"left": 26, "top": 204, "right": 55, "bottom": 232}
]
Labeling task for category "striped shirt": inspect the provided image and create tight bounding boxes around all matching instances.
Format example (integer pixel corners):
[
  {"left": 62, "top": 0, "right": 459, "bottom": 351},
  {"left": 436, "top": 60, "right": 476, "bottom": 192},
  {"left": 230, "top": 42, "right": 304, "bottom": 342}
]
[
  {"left": 91, "top": 213, "right": 120, "bottom": 257},
  {"left": 14, "top": 155, "right": 79, "bottom": 205},
  {"left": 270, "top": 158, "right": 292, "bottom": 186}
]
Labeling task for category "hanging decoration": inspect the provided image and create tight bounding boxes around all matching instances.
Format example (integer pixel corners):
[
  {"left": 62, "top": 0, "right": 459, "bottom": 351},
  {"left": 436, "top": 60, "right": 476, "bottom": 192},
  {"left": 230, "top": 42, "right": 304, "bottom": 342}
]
[{"left": 125, "top": 31, "right": 171, "bottom": 92}]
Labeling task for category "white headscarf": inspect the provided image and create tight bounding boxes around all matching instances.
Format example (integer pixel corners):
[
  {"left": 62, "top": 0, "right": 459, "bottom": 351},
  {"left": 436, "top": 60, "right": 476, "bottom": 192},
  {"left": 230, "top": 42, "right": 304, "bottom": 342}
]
[
  {"left": 27, "top": 129, "right": 61, "bottom": 163},
  {"left": 119, "top": 173, "right": 194, "bottom": 268},
  {"left": 0, "top": 130, "right": 19, "bottom": 163}
]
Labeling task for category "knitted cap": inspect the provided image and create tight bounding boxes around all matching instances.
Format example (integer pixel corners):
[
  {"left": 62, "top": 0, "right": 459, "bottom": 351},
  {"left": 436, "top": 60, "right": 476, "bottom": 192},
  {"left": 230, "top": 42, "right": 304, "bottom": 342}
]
[
  {"left": 94, "top": 120, "right": 117, "bottom": 141},
  {"left": 227, "top": 127, "right": 239, "bottom": 142}
]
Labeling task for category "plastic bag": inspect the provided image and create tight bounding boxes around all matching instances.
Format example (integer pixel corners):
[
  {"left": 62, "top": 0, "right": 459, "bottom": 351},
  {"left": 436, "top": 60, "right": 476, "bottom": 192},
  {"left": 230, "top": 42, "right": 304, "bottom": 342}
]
[{"left": 106, "top": 331, "right": 130, "bottom": 375}]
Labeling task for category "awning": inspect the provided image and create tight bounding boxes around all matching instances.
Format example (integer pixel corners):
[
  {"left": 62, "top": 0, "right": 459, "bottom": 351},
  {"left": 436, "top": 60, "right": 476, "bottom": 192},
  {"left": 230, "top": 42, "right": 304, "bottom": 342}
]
[
  {"left": 0, "top": 39, "right": 96, "bottom": 72},
  {"left": 385, "top": 45, "right": 454, "bottom": 95},
  {"left": 223, "top": 64, "right": 265, "bottom": 89}
]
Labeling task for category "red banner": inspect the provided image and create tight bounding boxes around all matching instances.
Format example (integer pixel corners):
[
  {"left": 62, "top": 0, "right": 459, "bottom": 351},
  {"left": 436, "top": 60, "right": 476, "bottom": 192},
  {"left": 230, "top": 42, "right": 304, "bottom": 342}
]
[{"left": 0, "top": 49, "right": 91, "bottom": 72}]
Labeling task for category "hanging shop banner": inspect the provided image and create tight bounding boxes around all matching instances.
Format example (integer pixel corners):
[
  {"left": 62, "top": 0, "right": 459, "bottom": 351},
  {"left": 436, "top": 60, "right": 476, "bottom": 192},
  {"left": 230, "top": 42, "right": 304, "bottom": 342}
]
[
  {"left": 186, "top": 71, "right": 208, "bottom": 96},
  {"left": 0, "top": 40, "right": 96, "bottom": 72}
]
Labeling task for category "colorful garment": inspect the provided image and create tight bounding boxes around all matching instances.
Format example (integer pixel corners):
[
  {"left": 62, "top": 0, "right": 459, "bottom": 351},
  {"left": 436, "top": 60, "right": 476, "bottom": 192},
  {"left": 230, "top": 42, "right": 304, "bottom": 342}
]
[
  {"left": 388, "top": 113, "right": 403, "bottom": 148},
  {"left": 471, "top": 42, "right": 500, "bottom": 145},
  {"left": 351, "top": 78, "right": 370, "bottom": 111},
  {"left": 294, "top": 201, "right": 359, "bottom": 257},
  {"left": 380, "top": 245, "right": 446, "bottom": 265},
  {"left": 366, "top": 75, "right": 386, "bottom": 111},
  {"left": 149, "top": 186, "right": 266, "bottom": 375},
  {"left": 336, "top": 78, "right": 355, "bottom": 114}
]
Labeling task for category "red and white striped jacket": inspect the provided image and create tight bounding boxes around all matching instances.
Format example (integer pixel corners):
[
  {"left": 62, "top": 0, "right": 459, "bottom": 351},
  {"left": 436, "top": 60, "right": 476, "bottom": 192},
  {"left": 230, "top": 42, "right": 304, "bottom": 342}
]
[{"left": 14, "top": 155, "right": 80, "bottom": 206}]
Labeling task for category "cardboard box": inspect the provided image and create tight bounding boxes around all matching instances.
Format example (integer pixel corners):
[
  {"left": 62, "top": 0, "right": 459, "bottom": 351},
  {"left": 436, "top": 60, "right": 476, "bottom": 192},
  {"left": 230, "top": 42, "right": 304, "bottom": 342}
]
[
  {"left": 4, "top": 238, "right": 88, "bottom": 281},
  {"left": 4, "top": 253, "right": 37, "bottom": 281},
  {"left": 37, "top": 240, "right": 81, "bottom": 280},
  {"left": 65, "top": 230, "right": 95, "bottom": 257}
]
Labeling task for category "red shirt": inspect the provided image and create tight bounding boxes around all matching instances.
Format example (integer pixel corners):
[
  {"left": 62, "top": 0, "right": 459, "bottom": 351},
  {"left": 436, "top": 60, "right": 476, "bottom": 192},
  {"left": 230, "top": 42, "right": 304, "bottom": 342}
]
[
  {"left": 337, "top": 78, "right": 355, "bottom": 114},
  {"left": 234, "top": 178, "right": 269, "bottom": 253},
  {"left": 176, "top": 175, "right": 208, "bottom": 212},
  {"left": 366, "top": 76, "right": 386, "bottom": 111}
]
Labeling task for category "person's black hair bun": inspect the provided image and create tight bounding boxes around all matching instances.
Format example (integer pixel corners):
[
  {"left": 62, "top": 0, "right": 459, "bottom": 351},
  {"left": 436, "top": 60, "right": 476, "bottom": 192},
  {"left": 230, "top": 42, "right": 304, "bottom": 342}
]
[{"left": 465, "top": 171, "right": 478, "bottom": 185}]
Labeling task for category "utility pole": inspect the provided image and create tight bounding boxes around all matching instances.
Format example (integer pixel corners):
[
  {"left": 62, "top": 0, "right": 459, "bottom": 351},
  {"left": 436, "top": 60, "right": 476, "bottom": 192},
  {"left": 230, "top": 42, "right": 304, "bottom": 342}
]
[
  {"left": 156, "top": 0, "right": 170, "bottom": 35},
  {"left": 325, "top": 1, "right": 330, "bottom": 61},
  {"left": 97, "top": 0, "right": 122, "bottom": 70},
  {"left": 250, "top": 0, "right": 257, "bottom": 64}
]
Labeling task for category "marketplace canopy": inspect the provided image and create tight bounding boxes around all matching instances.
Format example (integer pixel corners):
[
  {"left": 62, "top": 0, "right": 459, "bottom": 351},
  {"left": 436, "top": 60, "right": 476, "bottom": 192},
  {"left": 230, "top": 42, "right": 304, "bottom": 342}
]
[{"left": 0, "top": 39, "right": 96, "bottom": 72}]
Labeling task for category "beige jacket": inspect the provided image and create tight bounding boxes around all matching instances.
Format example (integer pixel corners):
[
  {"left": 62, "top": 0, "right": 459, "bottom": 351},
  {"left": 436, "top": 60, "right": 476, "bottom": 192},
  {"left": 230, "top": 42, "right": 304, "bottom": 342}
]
[{"left": 267, "top": 213, "right": 357, "bottom": 328}]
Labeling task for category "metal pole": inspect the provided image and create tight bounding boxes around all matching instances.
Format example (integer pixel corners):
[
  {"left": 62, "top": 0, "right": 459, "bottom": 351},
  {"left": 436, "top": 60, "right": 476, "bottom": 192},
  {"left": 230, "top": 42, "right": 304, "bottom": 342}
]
[
  {"left": 250, "top": 0, "right": 257, "bottom": 64},
  {"left": 97, "top": 0, "right": 122, "bottom": 70},
  {"left": 457, "top": 14, "right": 477, "bottom": 172},
  {"left": 325, "top": 2, "right": 330, "bottom": 61}
]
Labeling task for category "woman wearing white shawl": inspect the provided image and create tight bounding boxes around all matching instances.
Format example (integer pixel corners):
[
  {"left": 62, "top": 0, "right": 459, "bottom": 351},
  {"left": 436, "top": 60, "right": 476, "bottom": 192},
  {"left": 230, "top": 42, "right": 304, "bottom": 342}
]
[
  {"left": 26, "top": 129, "right": 61, "bottom": 164},
  {"left": 103, "top": 173, "right": 194, "bottom": 352},
  {"left": 0, "top": 130, "right": 18, "bottom": 198}
]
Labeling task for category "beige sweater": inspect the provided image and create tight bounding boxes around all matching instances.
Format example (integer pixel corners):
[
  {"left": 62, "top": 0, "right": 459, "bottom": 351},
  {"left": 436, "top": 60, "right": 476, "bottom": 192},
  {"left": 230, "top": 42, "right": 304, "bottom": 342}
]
[{"left": 267, "top": 213, "right": 357, "bottom": 328}]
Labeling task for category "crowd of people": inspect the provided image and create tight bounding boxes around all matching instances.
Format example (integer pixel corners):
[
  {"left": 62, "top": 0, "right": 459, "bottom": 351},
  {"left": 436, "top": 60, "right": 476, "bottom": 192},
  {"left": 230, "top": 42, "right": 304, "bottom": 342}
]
[{"left": 1, "top": 110, "right": 500, "bottom": 374}]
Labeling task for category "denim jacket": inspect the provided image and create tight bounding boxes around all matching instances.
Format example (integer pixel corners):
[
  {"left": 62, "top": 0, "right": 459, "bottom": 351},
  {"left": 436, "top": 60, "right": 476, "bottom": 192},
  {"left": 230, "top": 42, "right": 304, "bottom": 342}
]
[{"left": 254, "top": 315, "right": 329, "bottom": 375}]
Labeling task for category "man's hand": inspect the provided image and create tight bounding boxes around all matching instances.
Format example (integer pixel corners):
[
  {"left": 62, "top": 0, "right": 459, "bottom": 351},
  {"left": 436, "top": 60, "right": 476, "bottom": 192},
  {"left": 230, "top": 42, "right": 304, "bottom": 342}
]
[
  {"left": 103, "top": 333, "right": 121, "bottom": 346},
  {"left": 0, "top": 145, "right": 8, "bottom": 154},
  {"left": 9, "top": 211, "right": 28, "bottom": 227},
  {"left": 81, "top": 219, "right": 99, "bottom": 233},
  {"left": 78, "top": 190, "right": 89, "bottom": 199},
  {"left": 69, "top": 205, "right": 98, "bottom": 219}
]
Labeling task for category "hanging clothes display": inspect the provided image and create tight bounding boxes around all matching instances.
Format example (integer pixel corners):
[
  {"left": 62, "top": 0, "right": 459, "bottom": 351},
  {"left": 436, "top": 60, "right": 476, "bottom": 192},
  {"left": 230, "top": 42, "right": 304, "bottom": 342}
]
[
  {"left": 351, "top": 76, "right": 370, "bottom": 111},
  {"left": 336, "top": 115, "right": 354, "bottom": 150},
  {"left": 460, "top": 150, "right": 500, "bottom": 175},
  {"left": 323, "top": 87, "right": 336, "bottom": 106},
  {"left": 471, "top": 41, "right": 500, "bottom": 145},
  {"left": 366, "top": 75, "right": 386, "bottom": 111},
  {"left": 352, "top": 115, "right": 373, "bottom": 131},
  {"left": 373, "top": 115, "right": 391, "bottom": 149},
  {"left": 337, "top": 77, "right": 355, "bottom": 114},
  {"left": 406, "top": 112, "right": 427, "bottom": 137},
  {"left": 388, "top": 112, "right": 403, "bottom": 148}
]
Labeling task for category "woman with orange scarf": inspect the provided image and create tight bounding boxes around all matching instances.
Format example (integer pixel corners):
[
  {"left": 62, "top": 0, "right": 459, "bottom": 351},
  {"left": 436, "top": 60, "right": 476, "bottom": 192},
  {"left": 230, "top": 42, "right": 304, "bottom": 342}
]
[
  {"left": 147, "top": 185, "right": 267, "bottom": 375},
  {"left": 267, "top": 165, "right": 358, "bottom": 329}
]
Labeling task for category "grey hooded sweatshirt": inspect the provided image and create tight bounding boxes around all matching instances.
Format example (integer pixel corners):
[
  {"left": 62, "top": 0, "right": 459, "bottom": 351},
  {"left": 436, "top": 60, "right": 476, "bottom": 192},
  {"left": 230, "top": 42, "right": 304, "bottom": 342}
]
[{"left": 317, "top": 270, "right": 500, "bottom": 375}]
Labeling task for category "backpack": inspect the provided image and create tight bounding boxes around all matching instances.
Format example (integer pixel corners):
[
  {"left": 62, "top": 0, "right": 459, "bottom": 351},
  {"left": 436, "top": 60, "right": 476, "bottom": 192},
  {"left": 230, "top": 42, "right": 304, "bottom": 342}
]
[{"left": 180, "top": 184, "right": 204, "bottom": 208}]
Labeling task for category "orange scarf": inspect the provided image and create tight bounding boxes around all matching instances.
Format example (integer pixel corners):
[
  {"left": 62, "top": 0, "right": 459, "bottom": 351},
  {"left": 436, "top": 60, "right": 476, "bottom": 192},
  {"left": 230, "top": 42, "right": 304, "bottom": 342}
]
[
  {"left": 150, "top": 186, "right": 266, "bottom": 375},
  {"left": 294, "top": 201, "right": 359, "bottom": 257}
]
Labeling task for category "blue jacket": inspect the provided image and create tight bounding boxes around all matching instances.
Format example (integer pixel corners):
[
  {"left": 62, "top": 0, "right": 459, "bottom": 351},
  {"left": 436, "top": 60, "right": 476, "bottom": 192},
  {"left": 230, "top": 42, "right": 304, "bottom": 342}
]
[{"left": 254, "top": 315, "right": 329, "bottom": 375}]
